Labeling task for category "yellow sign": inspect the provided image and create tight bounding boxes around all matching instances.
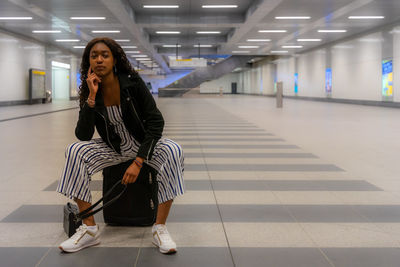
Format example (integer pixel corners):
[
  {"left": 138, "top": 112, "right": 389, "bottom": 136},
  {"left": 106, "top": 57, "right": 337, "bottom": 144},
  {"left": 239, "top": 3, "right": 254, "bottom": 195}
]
[{"left": 32, "top": 70, "right": 46, "bottom": 75}]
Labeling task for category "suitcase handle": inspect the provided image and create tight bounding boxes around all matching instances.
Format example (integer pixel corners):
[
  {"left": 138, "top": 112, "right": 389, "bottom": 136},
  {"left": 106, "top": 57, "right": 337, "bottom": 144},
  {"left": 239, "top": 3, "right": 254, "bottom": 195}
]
[{"left": 75, "top": 180, "right": 127, "bottom": 221}]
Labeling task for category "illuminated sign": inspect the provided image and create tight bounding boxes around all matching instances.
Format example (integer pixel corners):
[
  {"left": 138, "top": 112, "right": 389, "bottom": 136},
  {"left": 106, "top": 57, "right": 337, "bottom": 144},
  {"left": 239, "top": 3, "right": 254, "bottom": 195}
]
[
  {"left": 382, "top": 60, "right": 393, "bottom": 97},
  {"left": 294, "top": 73, "right": 298, "bottom": 93},
  {"left": 325, "top": 68, "right": 332, "bottom": 93}
]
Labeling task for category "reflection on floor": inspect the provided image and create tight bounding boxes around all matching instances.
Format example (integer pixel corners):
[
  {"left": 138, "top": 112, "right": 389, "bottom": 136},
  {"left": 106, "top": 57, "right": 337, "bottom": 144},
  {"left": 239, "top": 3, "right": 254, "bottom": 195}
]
[{"left": 1, "top": 95, "right": 400, "bottom": 266}]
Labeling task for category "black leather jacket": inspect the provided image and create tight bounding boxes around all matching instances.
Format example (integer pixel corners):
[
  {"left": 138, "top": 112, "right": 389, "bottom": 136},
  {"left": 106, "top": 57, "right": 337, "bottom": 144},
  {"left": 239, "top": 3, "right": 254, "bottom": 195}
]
[{"left": 75, "top": 73, "right": 164, "bottom": 160}]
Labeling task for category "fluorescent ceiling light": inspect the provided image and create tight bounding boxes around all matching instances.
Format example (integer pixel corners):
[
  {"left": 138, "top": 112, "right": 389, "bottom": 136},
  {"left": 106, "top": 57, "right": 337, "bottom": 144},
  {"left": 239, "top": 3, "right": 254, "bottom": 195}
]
[
  {"left": 232, "top": 51, "right": 250, "bottom": 53},
  {"left": 247, "top": 39, "right": 271, "bottom": 42},
  {"left": 32, "top": 30, "right": 61, "bottom": 33},
  {"left": 275, "top": 16, "right": 311, "bottom": 19},
  {"left": 202, "top": 5, "right": 238, "bottom": 8},
  {"left": 143, "top": 5, "right": 179, "bottom": 8},
  {"left": 270, "top": 50, "right": 289, "bottom": 53},
  {"left": 73, "top": 46, "right": 85, "bottom": 48},
  {"left": 52, "top": 61, "right": 70, "bottom": 69},
  {"left": 318, "top": 30, "right": 347, "bottom": 33},
  {"left": 115, "top": 39, "right": 130, "bottom": 42},
  {"left": 348, "top": 16, "right": 384, "bottom": 19},
  {"left": 196, "top": 31, "right": 221, "bottom": 34},
  {"left": 238, "top": 46, "right": 259, "bottom": 48},
  {"left": 131, "top": 55, "right": 148, "bottom": 57},
  {"left": 193, "top": 45, "right": 213, "bottom": 47},
  {"left": 70, "top": 17, "right": 105, "bottom": 20},
  {"left": 156, "top": 31, "right": 180, "bottom": 34},
  {"left": 125, "top": 51, "right": 141, "bottom": 53},
  {"left": 55, "top": 39, "right": 80, "bottom": 42},
  {"left": 258, "top": 30, "right": 287, "bottom": 33},
  {"left": 0, "top": 17, "right": 32, "bottom": 20},
  {"left": 92, "top": 30, "right": 120, "bottom": 33},
  {"left": 282, "top": 45, "right": 303, "bottom": 48},
  {"left": 121, "top": 46, "right": 137, "bottom": 48},
  {"left": 297, "top": 39, "right": 321, "bottom": 42},
  {"left": 137, "top": 58, "right": 151, "bottom": 61},
  {"left": 162, "top": 45, "right": 182, "bottom": 47}
]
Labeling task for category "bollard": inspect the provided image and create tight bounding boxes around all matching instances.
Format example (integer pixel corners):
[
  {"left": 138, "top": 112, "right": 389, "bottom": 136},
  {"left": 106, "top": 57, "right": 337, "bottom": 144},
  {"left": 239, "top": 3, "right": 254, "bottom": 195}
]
[{"left": 276, "top": 82, "right": 283, "bottom": 108}]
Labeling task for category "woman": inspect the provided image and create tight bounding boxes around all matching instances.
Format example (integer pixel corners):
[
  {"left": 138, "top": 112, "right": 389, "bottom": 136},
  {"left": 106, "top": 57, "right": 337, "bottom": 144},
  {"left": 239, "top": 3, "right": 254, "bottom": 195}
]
[{"left": 56, "top": 37, "right": 184, "bottom": 254}]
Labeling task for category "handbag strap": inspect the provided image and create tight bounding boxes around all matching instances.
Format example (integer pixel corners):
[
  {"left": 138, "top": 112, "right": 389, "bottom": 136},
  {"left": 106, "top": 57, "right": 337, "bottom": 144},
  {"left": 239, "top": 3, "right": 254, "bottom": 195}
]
[{"left": 76, "top": 180, "right": 127, "bottom": 221}]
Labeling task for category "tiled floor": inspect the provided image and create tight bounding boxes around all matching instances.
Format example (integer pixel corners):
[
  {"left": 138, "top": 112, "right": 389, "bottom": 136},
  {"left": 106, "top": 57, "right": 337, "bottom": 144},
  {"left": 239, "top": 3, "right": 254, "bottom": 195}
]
[{"left": 1, "top": 95, "right": 400, "bottom": 266}]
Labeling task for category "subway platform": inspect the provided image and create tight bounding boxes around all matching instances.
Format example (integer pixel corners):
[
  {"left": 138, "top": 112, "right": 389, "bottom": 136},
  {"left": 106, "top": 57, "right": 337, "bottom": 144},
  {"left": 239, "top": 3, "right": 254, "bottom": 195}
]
[{"left": 1, "top": 95, "right": 400, "bottom": 266}]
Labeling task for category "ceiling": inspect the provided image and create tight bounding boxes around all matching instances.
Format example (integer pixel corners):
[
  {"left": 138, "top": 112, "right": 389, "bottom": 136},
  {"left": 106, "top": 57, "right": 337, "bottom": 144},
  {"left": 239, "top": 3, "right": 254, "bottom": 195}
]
[{"left": 0, "top": 0, "right": 400, "bottom": 74}]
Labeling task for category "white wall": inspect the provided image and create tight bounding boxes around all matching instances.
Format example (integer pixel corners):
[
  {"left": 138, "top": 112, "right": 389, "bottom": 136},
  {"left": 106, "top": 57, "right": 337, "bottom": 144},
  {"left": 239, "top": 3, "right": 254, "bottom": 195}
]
[
  {"left": 0, "top": 30, "right": 80, "bottom": 104},
  {"left": 277, "top": 57, "right": 295, "bottom": 96},
  {"left": 298, "top": 49, "right": 326, "bottom": 97},
  {"left": 331, "top": 32, "right": 382, "bottom": 101},
  {"left": 199, "top": 73, "right": 239, "bottom": 93},
  {"left": 393, "top": 26, "right": 400, "bottom": 103},
  {"left": 236, "top": 23, "right": 400, "bottom": 104},
  {"left": 0, "top": 31, "right": 45, "bottom": 101}
]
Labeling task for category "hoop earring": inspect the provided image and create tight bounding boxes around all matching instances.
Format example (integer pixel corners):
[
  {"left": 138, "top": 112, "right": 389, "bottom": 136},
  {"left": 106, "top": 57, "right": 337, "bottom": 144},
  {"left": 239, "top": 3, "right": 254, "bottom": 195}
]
[{"left": 113, "top": 65, "right": 117, "bottom": 73}]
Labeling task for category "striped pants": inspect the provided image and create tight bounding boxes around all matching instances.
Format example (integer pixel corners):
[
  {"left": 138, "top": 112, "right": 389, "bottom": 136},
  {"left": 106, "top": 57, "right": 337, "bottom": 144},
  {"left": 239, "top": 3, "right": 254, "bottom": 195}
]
[{"left": 56, "top": 138, "right": 185, "bottom": 204}]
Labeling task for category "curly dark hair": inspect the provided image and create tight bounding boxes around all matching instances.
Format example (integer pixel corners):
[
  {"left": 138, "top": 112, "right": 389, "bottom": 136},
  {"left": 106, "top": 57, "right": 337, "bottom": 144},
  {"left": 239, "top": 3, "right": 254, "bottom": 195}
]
[{"left": 78, "top": 37, "right": 138, "bottom": 107}]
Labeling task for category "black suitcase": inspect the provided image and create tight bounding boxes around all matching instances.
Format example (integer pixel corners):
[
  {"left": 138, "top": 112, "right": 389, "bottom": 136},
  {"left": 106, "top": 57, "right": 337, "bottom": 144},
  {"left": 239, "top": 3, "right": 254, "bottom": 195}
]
[{"left": 102, "top": 160, "right": 158, "bottom": 225}]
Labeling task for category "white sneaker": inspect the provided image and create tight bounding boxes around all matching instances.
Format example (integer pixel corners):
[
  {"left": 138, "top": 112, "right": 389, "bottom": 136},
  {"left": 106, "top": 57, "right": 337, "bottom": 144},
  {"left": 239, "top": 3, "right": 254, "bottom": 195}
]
[
  {"left": 152, "top": 224, "right": 177, "bottom": 254},
  {"left": 59, "top": 224, "right": 100, "bottom": 253}
]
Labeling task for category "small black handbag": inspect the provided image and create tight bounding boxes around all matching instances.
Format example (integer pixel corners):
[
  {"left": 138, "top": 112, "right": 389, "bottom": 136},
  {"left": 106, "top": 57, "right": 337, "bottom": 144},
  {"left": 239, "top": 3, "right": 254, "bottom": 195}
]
[{"left": 63, "top": 180, "right": 127, "bottom": 237}]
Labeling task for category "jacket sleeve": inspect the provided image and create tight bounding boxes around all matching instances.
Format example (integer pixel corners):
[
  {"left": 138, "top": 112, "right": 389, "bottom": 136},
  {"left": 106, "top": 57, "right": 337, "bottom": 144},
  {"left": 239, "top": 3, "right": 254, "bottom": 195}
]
[
  {"left": 133, "top": 77, "right": 164, "bottom": 160},
  {"left": 75, "top": 102, "right": 96, "bottom": 141}
]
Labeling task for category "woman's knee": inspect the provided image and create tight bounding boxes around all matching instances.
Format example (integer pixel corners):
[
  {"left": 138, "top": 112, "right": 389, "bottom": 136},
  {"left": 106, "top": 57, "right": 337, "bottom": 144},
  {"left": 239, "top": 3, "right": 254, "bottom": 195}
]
[{"left": 65, "top": 142, "right": 85, "bottom": 159}]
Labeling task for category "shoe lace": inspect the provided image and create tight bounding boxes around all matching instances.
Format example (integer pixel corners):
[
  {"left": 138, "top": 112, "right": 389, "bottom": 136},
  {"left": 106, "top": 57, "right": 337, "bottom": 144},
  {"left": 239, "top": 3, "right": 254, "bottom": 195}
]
[{"left": 156, "top": 226, "right": 173, "bottom": 243}]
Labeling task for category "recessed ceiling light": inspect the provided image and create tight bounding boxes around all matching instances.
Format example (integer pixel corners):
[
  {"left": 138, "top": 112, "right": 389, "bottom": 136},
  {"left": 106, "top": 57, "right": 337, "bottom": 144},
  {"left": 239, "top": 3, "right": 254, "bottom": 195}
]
[
  {"left": 115, "top": 39, "right": 130, "bottom": 42},
  {"left": 202, "top": 5, "right": 238, "bottom": 8},
  {"left": 55, "top": 39, "right": 80, "bottom": 42},
  {"left": 282, "top": 45, "right": 303, "bottom": 48},
  {"left": 258, "top": 30, "right": 287, "bottom": 33},
  {"left": 121, "top": 46, "right": 137, "bottom": 48},
  {"left": 73, "top": 46, "right": 85, "bottom": 48},
  {"left": 156, "top": 31, "right": 180, "bottom": 34},
  {"left": 348, "top": 16, "right": 384, "bottom": 19},
  {"left": 297, "top": 39, "right": 321, "bottom": 42},
  {"left": 275, "top": 16, "right": 311, "bottom": 19},
  {"left": 125, "top": 51, "right": 141, "bottom": 53},
  {"left": 92, "top": 30, "right": 120, "bottom": 33},
  {"left": 0, "top": 17, "right": 32, "bottom": 20},
  {"left": 247, "top": 39, "right": 271, "bottom": 42},
  {"left": 318, "top": 30, "right": 347, "bottom": 33},
  {"left": 70, "top": 17, "right": 106, "bottom": 20},
  {"left": 193, "top": 44, "right": 213, "bottom": 47},
  {"left": 270, "top": 50, "right": 289, "bottom": 53},
  {"left": 232, "top": 51, "right": 250, "bottom": 53},
  {"left": 196, "top": 31, "right": 221, "bottom": 34},
  {"left": 52, "top": 61, "right": 71, "bottom": 69},
  {"left": 238, "top": 46, "right": 259, "bottom": 48},
  {"left": 143, "top": 5, "right": 179, "bottom": 8},
  {"left": 32, "top": 30, "right": 61, "bottom": 33},
  {"left": 131, "top": 55, "right": 148, "bottom": 57},
  {"left": 162, "top": 45, "right": 182, "bottom": 47}
]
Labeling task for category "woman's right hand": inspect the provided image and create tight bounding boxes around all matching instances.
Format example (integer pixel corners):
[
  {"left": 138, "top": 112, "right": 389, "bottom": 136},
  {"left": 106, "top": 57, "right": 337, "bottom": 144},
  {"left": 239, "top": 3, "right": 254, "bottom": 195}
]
[{"left": 86, "top": 66, "right": 101, "bottom": 96}]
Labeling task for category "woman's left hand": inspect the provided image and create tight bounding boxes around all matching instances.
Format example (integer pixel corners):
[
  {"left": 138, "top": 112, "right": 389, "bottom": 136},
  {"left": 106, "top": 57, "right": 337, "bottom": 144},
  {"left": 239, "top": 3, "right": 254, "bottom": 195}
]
[{"left": 122, "top": 163, "right": 140, "bottom": 184}]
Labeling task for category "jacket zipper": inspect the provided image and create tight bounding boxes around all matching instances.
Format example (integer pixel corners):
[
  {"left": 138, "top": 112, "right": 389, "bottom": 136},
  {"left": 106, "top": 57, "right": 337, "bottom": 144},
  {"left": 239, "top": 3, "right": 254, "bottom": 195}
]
[
  {"left": 126, "top": 90, "right": 146, "bottom": 133},
  {"left": 96, "top": 111, "right": 117, "bottom": 153},
  {"left": 126, "top": 92, "right": 155, "bottom": 160}
]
